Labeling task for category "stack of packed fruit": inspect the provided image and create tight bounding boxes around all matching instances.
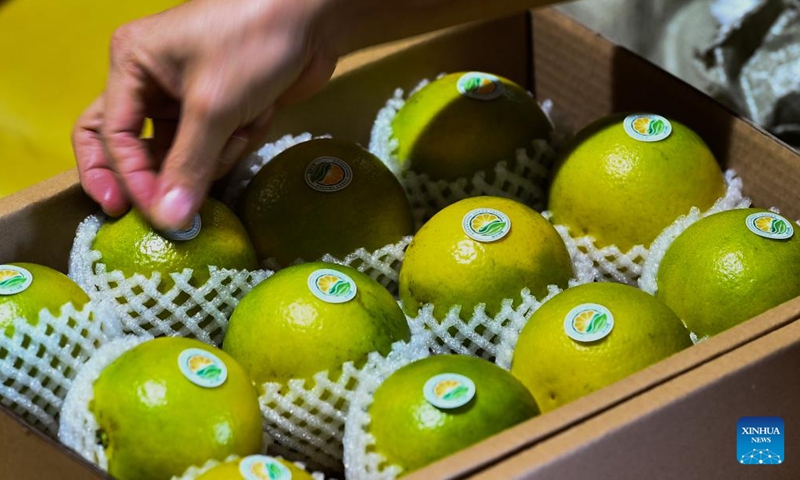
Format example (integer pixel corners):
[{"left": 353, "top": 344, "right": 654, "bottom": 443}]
[{"left": 2, "top": 70, "right": 799, "bottom": 480}]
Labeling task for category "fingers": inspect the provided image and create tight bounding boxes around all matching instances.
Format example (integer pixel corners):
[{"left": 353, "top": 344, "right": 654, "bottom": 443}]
[
  {"left": 102, "top": 27, "right": 161, "bottom": 214},
  {"left": 150, "top": 91, "right": 238, "bottom": 230},
  {"left": 213, "top": 107, "right": 276, "bottom": 180},
  {"left": 275, "top": 50, "right": 337, "bottom": 107},
  {"left": 73, "top": 96, "right": 130, "bottom": 217}
]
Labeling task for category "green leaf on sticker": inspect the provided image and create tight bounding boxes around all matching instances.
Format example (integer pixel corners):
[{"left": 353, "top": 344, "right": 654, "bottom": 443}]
[
  {"left": 330, "top": 280, "right": 351, "bottom": 297},
  {"left": 268, "top": 462, "right": 283, "bottom": 480},
  {"left": 771, "top": 219, "right": 787, "bottom": 234},
  {"left": 196, "top": 365, "right": 221, "bottom": 380},
  {"left": 586, "top": 313, "right": 607, "bottom": 334},
  {"left": 648, "top": 119, "right": 665, "bottom": 136},
  {"left": 443, "top": 385, "right": 469, "bottom": 401},
  {"left": 478, "top": 220, "right": 506, "bottom": 236},
  {"left": 0, "top": 276, "right": 24, "bottom": 289},
  {"left": 312, "top": 163, "right": 330, "bottom": 183},
  {"left": 465, "top": 77, "right": 482, "bottom": 93}
]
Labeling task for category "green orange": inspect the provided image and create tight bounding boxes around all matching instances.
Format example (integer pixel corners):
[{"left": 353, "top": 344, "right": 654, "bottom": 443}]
[
  {"left": 92, "top": 198, "right": 257, "bottom": 290},
  {"left": 368, "top": 354, "right": 539, "bottom": 475},
  {"left": 511, "top": 282, "right": 691, "bottom": 412},
  {"left": 399, "top": 196, "right": 573, "bottom": 319},
  {"left": 223, "top": 262, "right": 410, "bottom": 388},
  {"left": 0, "top": 262, "right": 89, "bottom": 337},
  {"left": 391, "top": 71, "right": 552, "bottom": 180},
  {"left": 238, "top": 138, "right": 414, "bottom": 266},
  {"left": 655, "top": 208, "right": 800, "bottom": 338},
  {"left": 194, "top": 455, "right": 313, "bottom": 480},
  {"left": 548, "top": 113, "right": 726, "bottom": 251},
  {"left": 90, "top": 337, "right": 263, "bottom": 480}
]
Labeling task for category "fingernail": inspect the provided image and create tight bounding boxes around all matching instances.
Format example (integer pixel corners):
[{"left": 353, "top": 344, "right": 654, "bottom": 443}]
[{"left": 153, "top": 186, "right": 196, "bottom": 230}]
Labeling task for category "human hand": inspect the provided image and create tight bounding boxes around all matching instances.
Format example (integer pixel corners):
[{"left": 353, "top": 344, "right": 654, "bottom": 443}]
[
  {"left": 74, "top": 0, "right": 339, "bottom": 229},
  {"left": 74, "top": 0, "right": 560, "bottom": 230}
]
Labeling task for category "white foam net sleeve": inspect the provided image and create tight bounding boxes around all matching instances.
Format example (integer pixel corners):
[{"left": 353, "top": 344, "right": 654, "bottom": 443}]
[
  {"left": 68, "top": 214, "right": 272, "bottom": 346},
  {"left": 545, "top": 169, "right": 750, "bottom": 285},
  {"left": 368, "top": 78, "right": 560, "bottom": 228},
  {"left": 172, "top": 454, "right": 328, "bottom": 480},
  {"left": 258, "top": 331, "right": 432, "bottom": 475},
  {"left": 342, "top": 339, "right": 432, "bottom": 480},
  {"left": 58, "top": 335, "right": 150, "bottom": 471},
  {"left": 320, "top": 237, "right": 411, "bottom": 293},
  {"left": 0, "top": 300, "right": 123, "bottom": 437},
  {"left": 405, "top": 284, "right": 567, "bottom": 369}
]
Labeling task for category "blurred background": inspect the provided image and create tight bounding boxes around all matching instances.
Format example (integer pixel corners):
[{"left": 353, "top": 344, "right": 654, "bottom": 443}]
[
  {"left": 1, "top": 0, "right": 798, "bottom": 198},
  {"left": 0, "top": 0, "right": 183, "bottom": 197},
  {"left": 559, "top": 0, "right": 800, "bottom": 144}
]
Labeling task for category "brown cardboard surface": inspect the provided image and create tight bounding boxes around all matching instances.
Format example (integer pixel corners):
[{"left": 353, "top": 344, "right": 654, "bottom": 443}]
[
  {"left": 1, "top": 7, "right": 800, "bottom": 480},
  {"left": 0, "top": 403, "right": 109, "bottom": 480},
  {"left": 475, "top": 310, "right": 800, "bottom": 480}
]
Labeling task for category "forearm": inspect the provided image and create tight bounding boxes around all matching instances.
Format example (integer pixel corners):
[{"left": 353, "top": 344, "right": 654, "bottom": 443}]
[{"left": 317, "top": 0, "right": 563, "bottom": 55}]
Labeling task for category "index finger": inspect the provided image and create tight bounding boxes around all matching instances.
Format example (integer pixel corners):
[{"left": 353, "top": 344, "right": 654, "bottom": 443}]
[{"left": 101, "top": 47, "right": 159, "bottom": 213}]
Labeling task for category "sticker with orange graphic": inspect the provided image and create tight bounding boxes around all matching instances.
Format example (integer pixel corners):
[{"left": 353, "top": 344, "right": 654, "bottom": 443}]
[
  {"left": 307, "top": 268, "right": 357, "bottom": 304},
  {"left": 746, "top": 212, "right": 794, "bottom": 240},
  {"left": 239, "top": 455, "right": 292, "bottom": 480},
  {"left": 0, "top": 265, "right": 33, "bottom": 296},
  {"left": 564, "top": 303, "right": 614, "bottom": 343},
  {"left": 304, "top": 156, "right": 353, "bottom": 192},
  {"left": 623, "top": 113, "right": 672, "bottom": 142},
  {"left": 462, "top": 208, "right": 511, "bottom": 243},
  {"left": 178, "top": 348, "right": 228, "bottom": 388},
  {"left": 457, "top": 72, "right": 504, "bottom": 101},
  {"left": 424, "top": 373, "right": 476, "bottom": 410}
]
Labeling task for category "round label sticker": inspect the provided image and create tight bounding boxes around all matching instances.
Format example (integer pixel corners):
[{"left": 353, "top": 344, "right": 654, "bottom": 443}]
[
  {"left": 177, "top": 348, "right": 228, "bottom": 388},
  {"left": 746, "top": 212, "right": 794, "bottom": 240},
  {"left": 424, "top": 373, "right": 476, "bottom": 410},
  {"left": 162, "top": 214, "right": 202, "bottom": 242},
  {"left": 456, "top": 72, "right": 504, "bottom": 101},
  {"left": 623, "top": 114, "right": 672, "bottom": 142},
  {"left": 239, "top": 455, "right": 292, "bottom": 480},
  {"left": 462, "top": 208, "right": 511, "bottom": 243},
  {"left": 0, "top": 265, "right": 33, "bottom": 296},
  {"left": 307, "top": 268, "right": 357, "bottom": 304},
  {"left": 304, "top": 156, "right": 353, "bottom": 192},
  {"left": 564, "top": 303, "right": 614, "bottom": 343}
]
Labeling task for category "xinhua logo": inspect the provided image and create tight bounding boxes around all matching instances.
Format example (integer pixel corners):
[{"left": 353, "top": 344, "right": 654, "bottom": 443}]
[{"left": 737, "top": 417, "right": 784, "bottom": 465}]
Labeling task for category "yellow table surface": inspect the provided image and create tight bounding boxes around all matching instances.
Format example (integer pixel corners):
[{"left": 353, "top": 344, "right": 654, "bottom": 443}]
[{"left": 0, "top": 0, "right": 183, "bottom": 197}]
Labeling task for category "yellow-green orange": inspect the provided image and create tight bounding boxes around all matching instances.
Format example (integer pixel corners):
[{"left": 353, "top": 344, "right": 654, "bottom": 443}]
[
  {"left": 511, "top": 282, "right": 691, "bottom": 412},
  {"left": 399, "top": 196, "right": 573, "bottom": 319},
  {"left": 90, "top": 337, "right": 263, "bottom": 480},
  {"left": 92, "top": 198, "right": 257, "bottom": 290},
  {"left": 391, "top": 71, "right": 552, "bottom": 180},
  {"left": 238, "top": 138, "right": 414, "bottom": 266},
  {"left": 223, "top": 262, "right": 410, "bottom": 387},
  {"left": 656, "top": 208, "right": 800, "bottom": 338},
  {"left": 0, "top": 262, "right": 89, "bottom": 337},
  {"left": 548, "top": 114, "right": 725, "bottom": 251},
  {"left": 369, "top": 354, "right": 539, "bottom": 475},
  {"left": 194, "top": 455, "right": 313, "bottom": 480}
]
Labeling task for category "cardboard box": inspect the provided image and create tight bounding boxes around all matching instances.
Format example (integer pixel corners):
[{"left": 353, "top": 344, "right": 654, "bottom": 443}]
[{"left": 1, "top": 7, "right": 799, "bottom": 480}]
